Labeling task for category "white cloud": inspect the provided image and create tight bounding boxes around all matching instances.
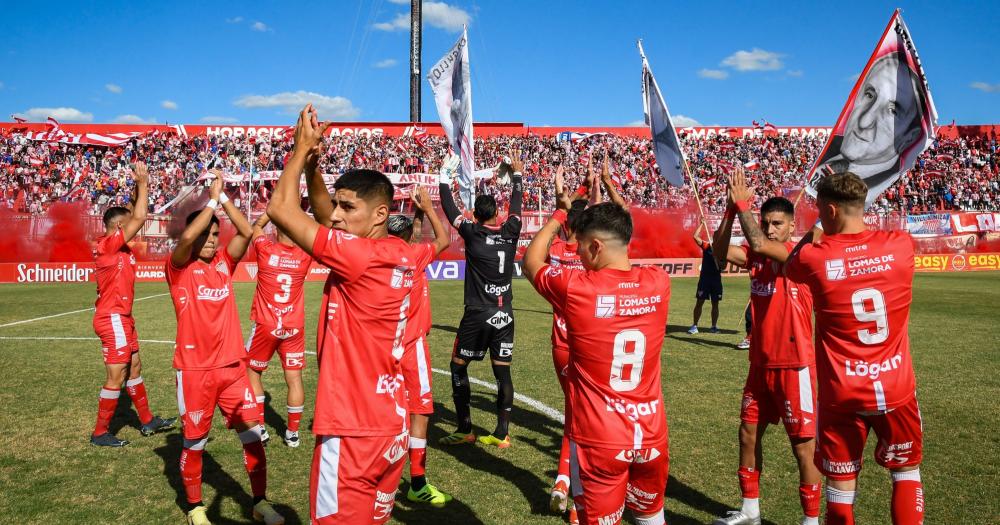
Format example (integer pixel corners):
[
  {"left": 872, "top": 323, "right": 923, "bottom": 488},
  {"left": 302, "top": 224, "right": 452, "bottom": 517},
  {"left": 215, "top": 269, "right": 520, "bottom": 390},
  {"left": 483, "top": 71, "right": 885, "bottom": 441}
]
[
  {"left": 105, "top": 83, "right": 122, "bottom": 94},
  {"left": 673, "top": 114, "right": 702, "bottom": 127},
  {"left": 200, "top": 116, "right": 240, "bottom": 124},
  {"left": 721, "top": 48, "right": 784, "bottom": 71},
  {"left": 388, "top": 0, "right": 408, "bottom": 4},
  {"left": 226, "top": 16, "right": 244, "bottom": 24},
  {"left": 251, "top": 21, "right": 270, "bottom": 32},
  {"left": 698, "top": 68, "right": 728, "bottom": 80},
  {"left": 375, "top": 1, "right": 470, "bottom": 32},
  {"left": 970, "top": 81, "right": 1000, "bottom": 93},
  {"left": 160, "top": 100, "right": 178, "bottom": 110},
  {"left": 374, "top": 58, "right": 398, "bottom": 68},
  {"left": 14, "top": 107, "right": 93, "bottom": 122},
  {"left": 234, "top": 90, "right": 361, "bottom": 120},
  {"left": 113, "top": 114, "right": 157, "bottom": 124}
]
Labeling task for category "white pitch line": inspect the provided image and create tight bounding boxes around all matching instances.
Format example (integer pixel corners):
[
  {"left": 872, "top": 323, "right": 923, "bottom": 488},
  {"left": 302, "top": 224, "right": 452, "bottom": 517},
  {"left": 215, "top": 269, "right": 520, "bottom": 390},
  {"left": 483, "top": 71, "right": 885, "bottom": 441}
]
[
  {"left": 0, "top": 293, "right": 170, "bottom": 329},
  {"left": 0, "top": 335, "right": 565, "bottom": 424}
]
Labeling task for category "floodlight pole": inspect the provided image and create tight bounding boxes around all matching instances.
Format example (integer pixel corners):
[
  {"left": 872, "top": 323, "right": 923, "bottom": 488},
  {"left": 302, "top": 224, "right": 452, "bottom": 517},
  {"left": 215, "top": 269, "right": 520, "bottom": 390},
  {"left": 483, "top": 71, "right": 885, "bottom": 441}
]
[{"left": 409, "top": 0, "right": 422, "bottom": 123}]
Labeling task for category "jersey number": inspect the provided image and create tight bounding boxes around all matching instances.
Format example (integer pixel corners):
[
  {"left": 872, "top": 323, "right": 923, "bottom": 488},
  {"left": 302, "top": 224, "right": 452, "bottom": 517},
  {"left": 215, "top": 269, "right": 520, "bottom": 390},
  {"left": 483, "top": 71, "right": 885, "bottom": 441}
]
[
  {"left": 497, "top": 251, "right": 506, "bottom": 273},
  {"left": 851, "top": 288, "right": 888, "bottom": 345},
  {"left": 274, "top": 273, "right": 292, "bottom": 303},
  {"left": 610, "top": 329, "right": 646, "bottom": 392}
]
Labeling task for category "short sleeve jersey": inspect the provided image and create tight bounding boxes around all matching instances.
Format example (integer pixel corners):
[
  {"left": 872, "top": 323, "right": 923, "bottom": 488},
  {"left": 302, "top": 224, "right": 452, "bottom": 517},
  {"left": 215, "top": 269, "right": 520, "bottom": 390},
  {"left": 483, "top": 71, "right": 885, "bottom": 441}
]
[
  {"left": 166, "top": 250, "right": 246, "bottom": 371},
  {"left": 93, "top": 228, "right": 137, "bottom": 315},
  {"left": 454, "top": 214, "right": 522, "bottom": 307},
  {"left": 740, "top": 242, "right": 815, "bottom": 368},
  {"left": 785, "top": 230, "right": 916, "bottom": 412},
  {"left": 547, "top": 238, "right": 583, "bottom": 350},
  {"left": 534, "top": 264, "right": 670, "bottom": 449},
  {"left": 312, "top": 227, "right": 421, "bottom": 437},
  {"left": 250, "top": 236, "right": 313, "bottom": 329},
  {"left": 403, "top": 243, "right": 438, "bottom": 344}
]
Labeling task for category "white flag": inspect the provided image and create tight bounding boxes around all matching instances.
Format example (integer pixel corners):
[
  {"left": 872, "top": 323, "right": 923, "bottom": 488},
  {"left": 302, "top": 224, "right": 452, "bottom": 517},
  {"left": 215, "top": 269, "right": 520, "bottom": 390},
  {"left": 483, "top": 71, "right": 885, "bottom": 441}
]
[
  {"left": 427, "top": 27, "right": 475, "bottom": 208},
  {"left": 639, "top": 41, "right": 685, "bottom": 187}
]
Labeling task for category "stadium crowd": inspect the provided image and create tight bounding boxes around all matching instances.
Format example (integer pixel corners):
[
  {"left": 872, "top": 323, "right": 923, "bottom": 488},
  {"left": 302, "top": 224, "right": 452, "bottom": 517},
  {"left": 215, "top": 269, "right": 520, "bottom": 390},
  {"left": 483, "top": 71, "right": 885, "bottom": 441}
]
[{"left": 1, "top": 127, "right": 997, "bottom": 216}]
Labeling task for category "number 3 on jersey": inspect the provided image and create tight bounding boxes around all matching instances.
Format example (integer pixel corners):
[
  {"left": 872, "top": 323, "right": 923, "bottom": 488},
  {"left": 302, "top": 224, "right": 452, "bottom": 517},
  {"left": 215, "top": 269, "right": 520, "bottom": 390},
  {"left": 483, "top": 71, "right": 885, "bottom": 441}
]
[
  {"left": 851, "top": 288, "right": 888, "bottom": 344},
  {"left": 274, "top": 273, "right": 292, "bottom": 303},
  {"left": 610, "top": 329, "right": 646, "bottom": 392}
]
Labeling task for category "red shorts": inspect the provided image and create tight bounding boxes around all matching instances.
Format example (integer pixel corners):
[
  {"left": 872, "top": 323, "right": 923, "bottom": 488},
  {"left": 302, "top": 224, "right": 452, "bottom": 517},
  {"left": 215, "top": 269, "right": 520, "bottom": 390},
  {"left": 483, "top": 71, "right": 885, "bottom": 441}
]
[
  {"left": 741, "top": 365, "right": 817, "bottom": 439},
  {"left": 552, "top": 345, "right": 570, "bottom": 395},
  {"left": 93, "top": 313, "right": 139, "bottom": 365},
  {"left": 400, "top": 335, "right": 433, "bottom": 415},
  {"left": 310, "top": 432, "right": 409, "bottom": 524},
  {"left": 175, "top": 364, "right": 259, "bottom": 439},
  {"left": 245, "top": 323, "right": 306, "bottom": 372},
  {"left": 816, "top": 395, "right": 923, "bottom": 480},
  {"left": 570, "top": 440, "right": 669, "bottom": 524}
]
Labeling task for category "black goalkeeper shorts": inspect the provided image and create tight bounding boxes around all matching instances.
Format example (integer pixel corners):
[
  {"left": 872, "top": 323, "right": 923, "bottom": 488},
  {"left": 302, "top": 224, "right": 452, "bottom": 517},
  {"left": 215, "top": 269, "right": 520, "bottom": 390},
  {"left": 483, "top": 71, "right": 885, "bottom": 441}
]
[{"left": 452, "top": 305, "right": 515, "bottom": 363}]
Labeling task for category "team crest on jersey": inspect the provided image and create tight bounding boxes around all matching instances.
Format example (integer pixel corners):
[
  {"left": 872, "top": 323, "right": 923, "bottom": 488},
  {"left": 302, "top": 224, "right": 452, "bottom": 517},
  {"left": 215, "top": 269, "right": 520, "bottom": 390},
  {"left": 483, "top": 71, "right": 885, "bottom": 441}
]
[
  {"left": 487, "top": 310, "right": 513, "bottom": 329},
  {"left": 268, "top": 254, "right": 279, "bottom": 267},
  {"left": 187, "top": 410, "right": 205, "bottom": 426},
  {"left": 825, "top": 259, "right": 846, "bottom": 281},
  {"left": 390, "top": 267, "right": 405, "bottom": 289},
  {"left": 246, "top": 264, "right": 258, "bottom": 279},
  {"left": 216, "top": 261, "right": 229, "bottom": 275},
  {"left": 595, "top": 295, "right": 616, "bottom": 318}
]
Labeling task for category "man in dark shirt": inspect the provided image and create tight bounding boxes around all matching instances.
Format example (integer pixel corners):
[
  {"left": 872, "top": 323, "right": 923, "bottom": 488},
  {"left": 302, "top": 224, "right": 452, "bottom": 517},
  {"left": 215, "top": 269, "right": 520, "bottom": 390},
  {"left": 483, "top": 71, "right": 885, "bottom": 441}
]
[
  {"left": 689, "top": 222, "right": 723, "bottom": 334},
  {"left": 437, "top": 152, "right": 523, "bottom": 449}
]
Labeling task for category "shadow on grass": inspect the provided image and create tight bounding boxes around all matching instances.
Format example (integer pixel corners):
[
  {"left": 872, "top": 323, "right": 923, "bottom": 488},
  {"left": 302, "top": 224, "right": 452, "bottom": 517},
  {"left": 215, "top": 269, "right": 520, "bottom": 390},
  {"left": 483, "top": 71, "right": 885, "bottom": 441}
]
[
  {"left": 431, "top": 324, "right": 459, "bottom": 334},
  {"left": 154, "top": 432, "right": 303, "bottom": 524},
  {"left": 108, "top": 391, "right": 141, "bottom": 435},
  {"left": 258, "top": 390, "right": 289, "bottom": 438},
  {"left": 392, "top": 478, "right": 486, "bottom": 525}
]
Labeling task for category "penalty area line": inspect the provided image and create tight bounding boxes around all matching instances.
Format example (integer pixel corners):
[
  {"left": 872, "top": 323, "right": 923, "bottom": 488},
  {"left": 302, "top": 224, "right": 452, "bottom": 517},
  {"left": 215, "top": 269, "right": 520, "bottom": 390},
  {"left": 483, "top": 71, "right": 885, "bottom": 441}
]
[{"left": 0, "top": 293, "right": 170, "bottom": 329}]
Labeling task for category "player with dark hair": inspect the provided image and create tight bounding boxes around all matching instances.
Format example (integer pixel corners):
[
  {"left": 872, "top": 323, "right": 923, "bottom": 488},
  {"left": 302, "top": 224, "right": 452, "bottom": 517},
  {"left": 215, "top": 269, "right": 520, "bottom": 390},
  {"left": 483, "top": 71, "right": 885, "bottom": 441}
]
[
  {"left": 437, "top": 151, "right": 523, "bottom": 448},
  {"left": 386, "top": 185, "right": 453, "bottom": 506},
  {"left": 244, "top": 212, "right": 312, "bottom": 448},
  {"left": 524, "top": 201, "right": 671, "bottom": 525},
  {"left": 268, "top": 105, "right": 423, "bottom": 523},
  {"left": 785, "top": 172, "right": 924, "bottom": 525},
  {"left": 712, "top": 166, "right": 821, "bottom": 525},
  {"left": 167, "top": 175, "right": 283, "bottom": 525},
  {"left": 90, "top": 161, "right": 175, "bottom": 447}
]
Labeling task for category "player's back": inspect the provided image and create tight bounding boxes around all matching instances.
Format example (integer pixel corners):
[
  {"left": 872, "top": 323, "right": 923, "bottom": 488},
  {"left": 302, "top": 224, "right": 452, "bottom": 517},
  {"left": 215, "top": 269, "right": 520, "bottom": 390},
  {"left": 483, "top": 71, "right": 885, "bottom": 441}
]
[
  {"left": 459, "top": 217, "right": 521, "bottom": 307},
  {"left": 93, "top": 229, "right": 137, "bottom": 315},
  {"left": 250, "top": 236, "right": 312, "bottom": 329},
  {"left": 560, "top": 265, "right": 670, "bottom": 449},
  {"left": 787, "top": 229, "right": 915, "bottom": 412}
]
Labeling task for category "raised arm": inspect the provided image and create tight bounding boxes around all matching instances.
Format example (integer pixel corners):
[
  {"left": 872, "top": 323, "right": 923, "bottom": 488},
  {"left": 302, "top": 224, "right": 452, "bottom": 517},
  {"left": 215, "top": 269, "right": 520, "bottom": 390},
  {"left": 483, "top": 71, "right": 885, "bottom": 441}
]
[
  {"left": 524, "top": 190, "right": 571, "bottom": 283},
  {"left": 307, "top": 152, "right": 333, "bottom": 227},
  {"left": 220, "top": 178, "right": 255, "bottom": 263},
  {"left": 267, "top": 104, "right": 331, "bottom": 255},
  {"left": 437, "top": 153, "right": 463, "bottom": 228},
  {"left": 121, "top": 161, "right": 149, "bottom": 242},
  {"left": 508, "top": 150, "right": 524, "bottom": 216},
  {"left": 728, "top": 167, "right": 791, "bottom": 263},
  {"left": 251, "top": 211, "right": 271, "bottom": 242},
  {"left": 712, "top": 171, "right": 746, "bottom": 269},
  {"left": 171, "top": 178, "right": 221, "bottom": 267},
  {"left": 600, "top": 152, "right": 628, "bottom": 209},
  {"left": 587, "top": 166, "right": 600, "bottom": 205},
  {"left": 411, "top": 186, "right": 450, "bottom": 254}
]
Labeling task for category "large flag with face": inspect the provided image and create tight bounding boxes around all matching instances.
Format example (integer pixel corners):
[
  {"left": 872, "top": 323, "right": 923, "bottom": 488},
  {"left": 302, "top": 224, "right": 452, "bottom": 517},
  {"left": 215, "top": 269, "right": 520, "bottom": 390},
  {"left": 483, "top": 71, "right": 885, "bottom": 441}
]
[
  {"left": 427, "top": 26, "right": 475, "bottom": 208},
  {"left": 805, "top": 10, "right": 938, "bottom": 208},
  {"left": 639, "top": 41, "right": 685, "bottom": 187}
]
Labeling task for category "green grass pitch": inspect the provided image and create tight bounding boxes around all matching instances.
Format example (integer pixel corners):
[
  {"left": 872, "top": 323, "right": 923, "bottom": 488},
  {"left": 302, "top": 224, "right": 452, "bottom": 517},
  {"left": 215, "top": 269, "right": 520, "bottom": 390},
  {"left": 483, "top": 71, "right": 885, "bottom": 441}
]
[{"left": 0, "top": 273, "right": 997, "bottom": 523}]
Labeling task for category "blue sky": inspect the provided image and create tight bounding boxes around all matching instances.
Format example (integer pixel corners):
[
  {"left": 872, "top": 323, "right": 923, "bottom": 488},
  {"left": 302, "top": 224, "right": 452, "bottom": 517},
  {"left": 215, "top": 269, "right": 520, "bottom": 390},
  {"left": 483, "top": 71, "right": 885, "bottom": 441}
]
[{"left": 2, "top": 0, "right": 997, "bottom": 127}]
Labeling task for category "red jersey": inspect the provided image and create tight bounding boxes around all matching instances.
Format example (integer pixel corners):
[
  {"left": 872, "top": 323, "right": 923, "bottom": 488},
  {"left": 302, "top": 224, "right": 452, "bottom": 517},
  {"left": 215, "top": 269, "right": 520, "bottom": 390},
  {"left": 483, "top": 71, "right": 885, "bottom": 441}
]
[
  {"left": 93, "top": 228, "right": 136, "bottom": 315},
  {"left": 547, "top": 238, "right": 583, "bottom": 350},
  {"left": 312, "top": 227, "right": 421, "bottom": 437},
  {"left": 741, "top": 243, "right": 814, "bottom": 368},
  {"left": 250, "top": 236, "right": 312, "bottom": 330},
  {"left": 534, "top": 264, "right": 670, "bottom": 449},
  {"left": 785, "top": 230, "right": 916, "bottom": 412},
  {"left": 166, "top": 250, "right": 246, "bottom": 371},
  {"left": 403, "top": 243, "right": 437, "bottom": 344}
]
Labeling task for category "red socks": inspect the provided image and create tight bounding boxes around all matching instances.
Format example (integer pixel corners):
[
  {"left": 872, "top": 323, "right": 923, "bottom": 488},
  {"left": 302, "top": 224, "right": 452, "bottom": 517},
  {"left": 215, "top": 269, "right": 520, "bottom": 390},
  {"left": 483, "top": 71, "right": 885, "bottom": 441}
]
[
  {"left": 409, "top": 437, "right": 427, "bottom": 478},
  {"left": 738, "top": 466, "right": 761, "bottom": 499},
  {"left": 799, "top": 482, "right": 821, "bottom": 518},
  {"left": 891, "top": 469, "right": 924, "bottom": 525},
  {"left": 558, "top": 435, "right": 571, "bottom": 479},
  {"left": 239, "top": 429, "right": 268, "bottom": 498},
  {"left": 93, "top": 388, "right": 120, "bottom": 436},
  {"left": 125, "top": 377, "right": 153, "bottom": 425},
  {"left": 287, "top": 405, "right": 304, "bottom": 433},
  {"left": 825, "top": 487, "right": 856, "bottom": 525},
  {"left": 180, "top": 444, "right": 205, "bottom": 504},
  {"left": 255, "top": 395, "right": 266, "bottom": 425}
]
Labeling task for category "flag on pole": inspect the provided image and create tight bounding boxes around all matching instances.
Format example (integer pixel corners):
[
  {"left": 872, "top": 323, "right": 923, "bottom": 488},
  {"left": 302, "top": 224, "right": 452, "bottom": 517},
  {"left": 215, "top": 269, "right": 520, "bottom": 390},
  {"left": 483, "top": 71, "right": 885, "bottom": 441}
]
[
  {"left": 639, "top": 41, "right": 685, "bottom": 187},
  {"left": 427, "top": 26, "right": 475, "bottom": 208},
  {"left": 744, "top": 159, "right": 760, "bottom": 170},
  {"left": 805, "top": 9, "right": 938, "bottom": 208}
]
